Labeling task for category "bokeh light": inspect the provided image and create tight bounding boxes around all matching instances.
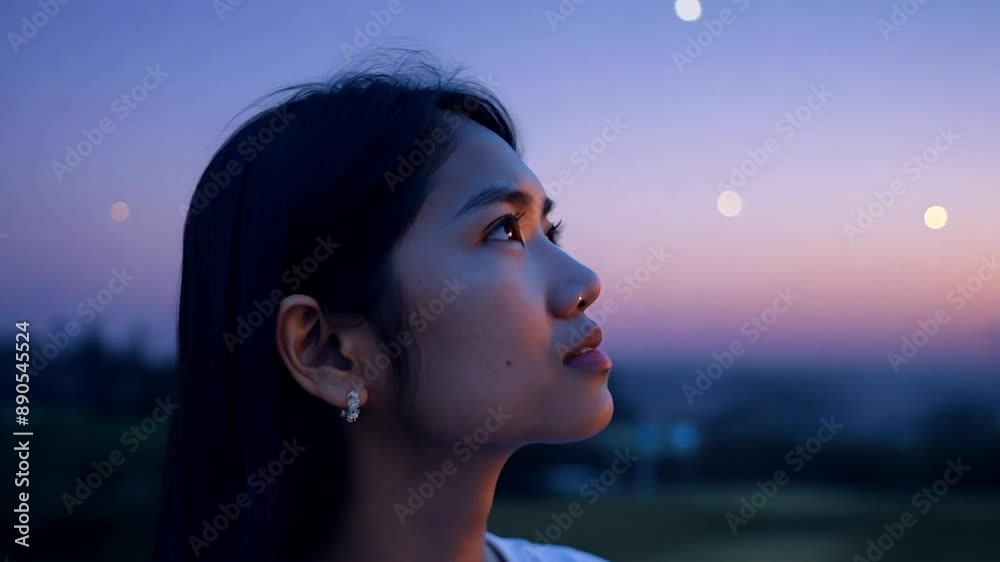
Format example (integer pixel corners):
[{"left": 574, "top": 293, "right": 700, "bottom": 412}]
[
  {"left": 717, "top": 190, "right": 743, "bottom": 218},
  {"left": 674, "top": 0, "right": 702, "bottom": 22},
  {"left": 110, "top": 201, "right": 130, "bottom": 223},
  {"left": 924, "top": 205, "right": 948, "bottom": 230}
]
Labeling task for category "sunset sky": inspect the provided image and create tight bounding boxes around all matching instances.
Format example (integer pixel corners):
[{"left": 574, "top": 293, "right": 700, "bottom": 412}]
[{"left": 2, "top": 0, "right": 998, "bottom": 373}]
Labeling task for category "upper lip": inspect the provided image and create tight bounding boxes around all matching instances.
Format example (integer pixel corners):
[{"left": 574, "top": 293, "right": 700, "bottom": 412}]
[{"left": 562, "top": 326, "right": 603, "bottom": 361}]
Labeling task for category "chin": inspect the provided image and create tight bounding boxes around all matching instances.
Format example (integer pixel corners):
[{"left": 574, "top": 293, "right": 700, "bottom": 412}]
[
  {"left": 539, "top": 388, "right": 614, "bottom": 444},
  {"left": 581, "top": 388, "right": 615, "bottom": 437}
]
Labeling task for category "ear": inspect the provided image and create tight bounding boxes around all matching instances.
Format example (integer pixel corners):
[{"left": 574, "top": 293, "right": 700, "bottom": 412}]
[{"left": 275, "top": 294, "right": 372, "bottom": 411}]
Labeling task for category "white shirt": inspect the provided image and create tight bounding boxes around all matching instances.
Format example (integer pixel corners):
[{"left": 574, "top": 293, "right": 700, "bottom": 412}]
[{"left": 486, "top": 532, "right": 609, "bottom": 562}]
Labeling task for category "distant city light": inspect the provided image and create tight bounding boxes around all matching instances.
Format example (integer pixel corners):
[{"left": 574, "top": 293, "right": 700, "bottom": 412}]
[
  {"left": 924, "top": 205, "right": 948, "bottom": 230},
  {"left": 674, "top": 0, "right": 702, "bottom": 21},
  {"left": 110, "top": 201, "right": 130, "bottom": 223},
  {"left": 670, "top": 420, "right": 701, "bottom": 451},
  {"left": 717, "top": 190, "right": 743, "bottom": 217}
]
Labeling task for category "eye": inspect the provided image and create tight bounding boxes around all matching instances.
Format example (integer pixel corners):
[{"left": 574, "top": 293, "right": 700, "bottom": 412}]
[
  {"left": 484, "top": 212, "right": 526, "bottom": 245},
  {"left": 546, "top": 219, "right": 564, "bottom": 246}
]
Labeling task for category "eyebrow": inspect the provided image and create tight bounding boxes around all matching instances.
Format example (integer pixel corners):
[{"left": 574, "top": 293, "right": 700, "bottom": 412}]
[{"left": 453, "top": 185, "right": 554, "bottom": 219}]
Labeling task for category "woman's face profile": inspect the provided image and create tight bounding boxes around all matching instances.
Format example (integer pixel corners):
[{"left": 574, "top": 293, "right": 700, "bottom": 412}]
[{"left": 382, "top": 116, "right": 614, "bottom": 446}]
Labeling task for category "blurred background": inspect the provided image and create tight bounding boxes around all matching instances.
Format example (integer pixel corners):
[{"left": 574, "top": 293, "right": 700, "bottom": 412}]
[{"left": 1, "top": 0, "right": 998, "bottom": 561}]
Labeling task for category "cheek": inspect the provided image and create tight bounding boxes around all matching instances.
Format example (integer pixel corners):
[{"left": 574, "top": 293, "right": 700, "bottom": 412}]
[{"left": 402, "top": 270, "right": 556, "bottom": 440}]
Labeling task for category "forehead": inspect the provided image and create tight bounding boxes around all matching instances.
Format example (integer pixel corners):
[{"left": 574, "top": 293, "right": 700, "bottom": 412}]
[{"left": 419, "top": 119, "right": 546, "bottom": 219}]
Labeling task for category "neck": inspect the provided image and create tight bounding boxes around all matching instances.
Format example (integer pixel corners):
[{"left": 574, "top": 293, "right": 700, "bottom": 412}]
[{"left": 320, "top": 419, "right": 516, "bottom": 562}]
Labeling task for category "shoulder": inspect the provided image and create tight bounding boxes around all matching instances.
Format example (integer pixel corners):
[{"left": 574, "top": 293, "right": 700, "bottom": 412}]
[{"left": 486, "top": 532, "right": 610, "bottom": 562}]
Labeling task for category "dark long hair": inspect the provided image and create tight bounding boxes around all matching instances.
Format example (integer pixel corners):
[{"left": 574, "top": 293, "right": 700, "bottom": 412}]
[{"left": 154, "top": 52, "right": 518, "bottom": 562}]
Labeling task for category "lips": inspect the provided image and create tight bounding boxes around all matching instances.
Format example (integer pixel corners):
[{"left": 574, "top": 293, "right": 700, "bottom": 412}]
[
  {"left": 563, "top": 327, "right": 602, "bottom": 360},
  {"left": 562, "top": 326, "right": 611, "bottom": 371}
]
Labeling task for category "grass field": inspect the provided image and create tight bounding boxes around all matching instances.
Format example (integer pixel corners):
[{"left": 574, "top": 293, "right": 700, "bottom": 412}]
[
  {"left": 20, "top": 409, "right": 1000, "bottom": 561},
  {"left": 488, "top": 487, "right": 1000, "bottom": 562},
  {"left": 25, "top": 485, "right": 1000, "bottom": 561}
]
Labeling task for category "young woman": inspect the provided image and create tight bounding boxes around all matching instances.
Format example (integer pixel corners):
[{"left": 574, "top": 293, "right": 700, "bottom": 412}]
[{"left": 155, "top": 52, "right": 614, "bottom": 562}]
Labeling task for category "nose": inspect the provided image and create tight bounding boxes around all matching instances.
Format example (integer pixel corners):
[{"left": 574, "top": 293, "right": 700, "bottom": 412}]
[{"left": 549, "top": 254, "right": 602, "bottom": 319}]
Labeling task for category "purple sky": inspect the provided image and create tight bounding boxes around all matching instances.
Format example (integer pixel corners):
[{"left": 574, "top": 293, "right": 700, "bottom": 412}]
[{"left": 2, "top": 0, "right": 998, "bottom": 373}]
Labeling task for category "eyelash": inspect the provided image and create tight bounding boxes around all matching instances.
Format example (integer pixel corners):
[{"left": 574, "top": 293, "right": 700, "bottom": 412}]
[{"left": 485, "top": 212, "right": 564, "bottom": 246}]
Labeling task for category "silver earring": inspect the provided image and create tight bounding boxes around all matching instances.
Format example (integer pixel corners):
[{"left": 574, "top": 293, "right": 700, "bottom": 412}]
[{"left": 340, "top": 389, "right": 360, "bottom": 423}]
